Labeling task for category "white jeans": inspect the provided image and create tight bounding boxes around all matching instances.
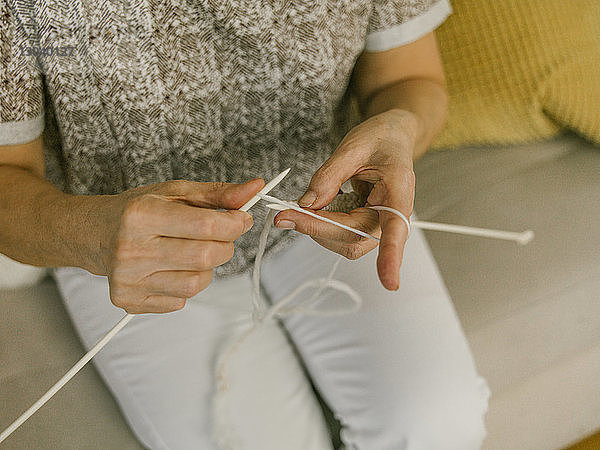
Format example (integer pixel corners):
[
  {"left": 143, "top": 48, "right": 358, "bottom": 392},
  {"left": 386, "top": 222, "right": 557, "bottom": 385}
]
[{"left": 53, "top": 226, "right": 490, "bottom": 450}]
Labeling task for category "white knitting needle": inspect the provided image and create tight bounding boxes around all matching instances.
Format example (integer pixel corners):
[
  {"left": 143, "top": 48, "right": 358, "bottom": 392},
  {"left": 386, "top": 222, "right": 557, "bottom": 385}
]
[
  {"left": 410, "top": 220, "right": 534, "bottom": 245},
  {"left": 0, "top": 314, "right": 135, "bottom": 444},
  {"left": 0, "top": 169, "right": 291, "bottom": 445},
  {"left": 240, "top": 167, "right": 290, "bottom": 212},
  {"left": 263, "top": 198, "right": 534, "bottom": 245}
]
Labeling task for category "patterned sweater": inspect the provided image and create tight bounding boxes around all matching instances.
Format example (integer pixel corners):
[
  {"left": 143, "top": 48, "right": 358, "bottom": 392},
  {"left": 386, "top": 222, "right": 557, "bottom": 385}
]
[{"left": 0, "top": 0, "right": 451, "bottom": 278}]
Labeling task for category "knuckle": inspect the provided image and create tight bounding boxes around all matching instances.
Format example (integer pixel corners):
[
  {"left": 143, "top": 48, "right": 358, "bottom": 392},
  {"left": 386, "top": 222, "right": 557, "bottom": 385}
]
[
  {"left": 122, "top": 195, "right": 152, "bottom": 227},
  {"left": 180, "top": 279, "right": 198, "bottom": 298},
  {"left": 112, "top": 235, "right": 146, "bottom": 266},
  {"left": 301, "top": 218, "right": 321, "bottom": 237},
  {"left": 196, "top": 243, "right": 233, "bottom": 269},
  {"left": 345, "top": 227, "right": 364, "bottom": 243},
  {"left": 231, "top": 211, "right": 250, "bottom": 235},
  {"left": 112, "top": 237, "right": 130, "bottom": 260},
  {"left": 397, "top": 167, "right": 416, "bottom": 191},
  {"left": 213, "top": 242, "right": 234, "bottom": 266},
  {"left": 110, "top": 295, "right": 125, "bottom": 309},
  {"left": 342, "top": 243, "right": 363, "bottom": 260},
  {"left": 163, "top": 179, "right": 187, "bottom": 194},
  {"left": 109, "top": 289, "right": 131, "bottom": 310},
  {"left": 196, "top": 215, "right": 217, "bottom": 237},
  {"left": 196, "top": 246, "right": 210, "bottom": 269},
  {"left": 210, "top": 181, "right": 229, "bottom": 192},
  {"left": 181, "top": 273, "right": 207, "bottom": 297},
  {"left": 207, "top": 181, "right": 230, "bottom": 201},
  {"left": 170, "top": 298, "right": 186, "bottom": 311},
  {"left": 313, "top": 165, "right": 335, "bottom": 185}
]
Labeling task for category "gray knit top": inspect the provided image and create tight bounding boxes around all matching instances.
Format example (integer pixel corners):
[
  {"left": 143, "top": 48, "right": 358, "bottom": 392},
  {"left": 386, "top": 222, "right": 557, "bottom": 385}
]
[{"left": 0, "top": 0, "right": 451, "bottom": 278}]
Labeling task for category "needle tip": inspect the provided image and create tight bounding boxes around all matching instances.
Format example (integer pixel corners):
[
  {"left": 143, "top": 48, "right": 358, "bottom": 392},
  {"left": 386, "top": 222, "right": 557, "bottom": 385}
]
[{"left": 517, "top": 230, "right": 535, "bottom": 245}]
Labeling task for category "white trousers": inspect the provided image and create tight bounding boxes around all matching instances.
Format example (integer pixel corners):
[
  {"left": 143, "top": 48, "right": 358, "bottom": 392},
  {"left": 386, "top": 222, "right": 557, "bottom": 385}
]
[{"left": 53, "top": 226, "right": 490, "bottom": 450}]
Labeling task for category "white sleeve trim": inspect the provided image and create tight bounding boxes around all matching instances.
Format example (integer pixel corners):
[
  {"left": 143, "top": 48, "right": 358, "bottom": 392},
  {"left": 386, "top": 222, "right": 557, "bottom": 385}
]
[
  {"left": 0, "top": 113, "right": 45, "bottom": 146},
  {"left": 364, "top": 0, "right": 453, "bottom": 52}
]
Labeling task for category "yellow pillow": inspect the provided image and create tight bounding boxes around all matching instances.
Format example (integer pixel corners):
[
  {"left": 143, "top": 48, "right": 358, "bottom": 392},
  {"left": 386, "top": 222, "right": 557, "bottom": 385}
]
[{"left": 432, "top": 0, "right": 600, "bottom": 149}]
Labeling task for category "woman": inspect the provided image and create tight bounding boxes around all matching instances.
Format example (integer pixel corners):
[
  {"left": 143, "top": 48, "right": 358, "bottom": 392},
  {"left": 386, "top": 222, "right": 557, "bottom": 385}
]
[{"left": 0, "top": 0, "right": 489, "bottom": 448}]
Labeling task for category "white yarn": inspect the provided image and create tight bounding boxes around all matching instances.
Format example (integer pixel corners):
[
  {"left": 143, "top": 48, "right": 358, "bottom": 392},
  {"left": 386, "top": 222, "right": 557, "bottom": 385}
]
[
  {"left": 0, "top": 168, "right": 533, "bottom": 444},
  {"left": 213, "top": 201, "right": 366, "bottom": 449}
]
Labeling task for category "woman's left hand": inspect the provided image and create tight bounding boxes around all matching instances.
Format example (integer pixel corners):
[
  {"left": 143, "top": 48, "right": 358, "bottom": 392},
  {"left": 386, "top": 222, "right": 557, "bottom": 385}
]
[{"left": 274, "top": 108, "right": 419, "bottom": 291}]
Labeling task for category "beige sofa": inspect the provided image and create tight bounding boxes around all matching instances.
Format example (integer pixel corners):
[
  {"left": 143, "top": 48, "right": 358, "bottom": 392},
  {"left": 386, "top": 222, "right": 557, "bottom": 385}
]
[{"left": 1, "top": 133, "right": 599, "bottom": 449}]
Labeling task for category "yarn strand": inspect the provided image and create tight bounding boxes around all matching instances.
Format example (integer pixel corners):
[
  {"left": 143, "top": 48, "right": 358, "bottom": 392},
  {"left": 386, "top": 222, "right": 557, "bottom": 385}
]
[{"left": 0, "top": 170, "right": 534, "bottom": 443}]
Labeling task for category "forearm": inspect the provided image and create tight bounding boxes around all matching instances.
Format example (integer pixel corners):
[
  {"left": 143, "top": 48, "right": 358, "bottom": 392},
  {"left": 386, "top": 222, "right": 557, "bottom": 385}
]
[
  {"left": 0, "top": 165, "right": 117, "bottom": 274},
  {"left": 360, "top": 78, "right": 449, "bottom": 160}
]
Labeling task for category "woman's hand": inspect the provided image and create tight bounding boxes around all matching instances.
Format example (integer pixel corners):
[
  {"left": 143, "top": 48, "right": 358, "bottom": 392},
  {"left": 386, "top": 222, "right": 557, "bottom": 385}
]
[
  {"left": 101, "top": 178, "right": 264, "bottom": 313},
  {"left": 274, "top": 109, "right": 418, "bottom": 291}
]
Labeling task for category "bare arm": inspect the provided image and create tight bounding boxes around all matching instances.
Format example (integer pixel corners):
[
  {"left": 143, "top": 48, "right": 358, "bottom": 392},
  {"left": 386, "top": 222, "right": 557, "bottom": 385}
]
[
  {"left": 350, "top": 32, "right": 449, "bottom": 160},
  {"left": 0, "top": 136, "right": 114, "bottom": 273},
  {"left": 0, "top": 136, "right": 262, "bottom": 313},
  {"left": 279, "top": 32, "right": 449, "bottom": 289}
]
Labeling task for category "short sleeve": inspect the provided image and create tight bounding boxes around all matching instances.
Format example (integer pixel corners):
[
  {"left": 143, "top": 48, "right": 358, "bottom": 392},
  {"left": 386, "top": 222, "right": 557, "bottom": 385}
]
[
  {"left": 365, "top": 0, "right": 453, "bottom": 52},
  {"left": 0, "top": 2, "right": 44, "bottom": 146}
]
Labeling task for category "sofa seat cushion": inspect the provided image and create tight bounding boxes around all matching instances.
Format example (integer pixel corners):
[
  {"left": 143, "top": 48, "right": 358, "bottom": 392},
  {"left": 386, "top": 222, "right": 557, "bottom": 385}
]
[
  {"left": 0, "top": 279, "right": 142, "bottom": 449},
  {"left": 414, "top": 134, "right": 600, "bottom": 449}
]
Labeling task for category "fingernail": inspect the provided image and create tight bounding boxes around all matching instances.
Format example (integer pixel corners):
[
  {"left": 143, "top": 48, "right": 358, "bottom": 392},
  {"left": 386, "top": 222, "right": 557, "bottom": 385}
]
[
  {"left": 298, "top": 191, "right": 317, "bottom": 207},
  {"left": 243, "top": 216, "right": 253, "bottom": 233},
  {"left": 275, "top": 220, "right": 295, "bottom": 230}
]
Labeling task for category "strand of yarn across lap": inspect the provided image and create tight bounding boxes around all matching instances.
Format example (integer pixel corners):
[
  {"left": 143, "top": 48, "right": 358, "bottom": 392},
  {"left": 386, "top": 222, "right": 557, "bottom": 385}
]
[
  {"left": 0, "top": 192, "right": 407, "bottom": 445},
  {"left": 0, "top": 164, "right": 534, "bottom": 444},
  {"left": 215, "top": 196, "right": 412, "bottom": 388},
  {"left": 248, "top": 194, "right": 414, "bottom": 324},
  {"left": 213, "top": 197, "right": 412, "bottom": 448}
]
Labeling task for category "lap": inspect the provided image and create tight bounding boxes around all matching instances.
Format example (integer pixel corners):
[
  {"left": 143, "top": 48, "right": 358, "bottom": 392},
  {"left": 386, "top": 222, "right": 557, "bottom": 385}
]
[
  {"left": 53, "top": 224, "right": 489, "bottom": 450},
  {"left": 52, "top": 267, "right": 332, "bottom": 450},
  {"left": 260, "top": 228, "right": 490, "bottom": 450}
]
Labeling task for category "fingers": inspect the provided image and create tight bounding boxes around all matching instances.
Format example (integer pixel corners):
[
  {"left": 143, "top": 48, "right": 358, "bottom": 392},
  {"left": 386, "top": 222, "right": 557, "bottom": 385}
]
[
  {"left": 123, "top": 194, "right": 253, "bottom": 241},
  {"left": 110, "top": 270, "right": 213, "bottom": 314},
  {"left": 376, "top": 216, "right": 408, "bottom": 290},
  {"left": 166, "top": 177, "right": 266, "bottom": 210},
  {"left": 368, "top": 170, "right": 415, "bottom": 290},
  {"left": 275, "top": 208, "right": 380, "bottom": 242},
  {"left": 142, "top": 270, "right": 213, "bottom": 298},
  {"left": 298, "top": 152, "right": 360, "bottom": 210},
  {"left": 311, "top": 235, "right": 379, "bottom": 261},
  {"left": 125, "top": 295, "right": 188, "bottom": 314},
  {"left": 275, "top": 208, "right": 380, "bottom": 260},
  {"left": 109, "top": 177, "right": 265, "bottom": 315},
  {"left": 151, "top": 238, "right": 234, "bottom": 271}
]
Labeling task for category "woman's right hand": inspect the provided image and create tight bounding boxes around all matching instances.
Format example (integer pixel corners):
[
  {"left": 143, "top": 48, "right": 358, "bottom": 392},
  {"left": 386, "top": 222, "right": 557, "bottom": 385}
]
[{"left": 100, "top": 178, "right": 265, "bottom": 314}]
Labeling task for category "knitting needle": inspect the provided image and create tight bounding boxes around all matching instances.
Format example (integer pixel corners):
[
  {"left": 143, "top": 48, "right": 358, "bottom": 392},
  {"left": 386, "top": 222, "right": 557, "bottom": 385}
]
[
  {"left": 263, "top": 199, "right": 534, "bottom": 245},
  {"left": 0, "top": 314, "right": 135, "bottom": 444},
  {"left": 261, "top": 195, "right": 379, "bottom": 242},
  {"left": 410, "top": 220, "right": 534, "bottom": 245},
  {"left": 240, "top": 167, "right": 290, "bottom": 212},
  {"left": 0, "top": 169, "right": 291, "bottom": 445}
]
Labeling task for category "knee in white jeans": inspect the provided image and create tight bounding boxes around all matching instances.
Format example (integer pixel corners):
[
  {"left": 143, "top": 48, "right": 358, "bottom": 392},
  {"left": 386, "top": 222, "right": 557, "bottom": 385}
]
[{"left": 339, "top": 375, "right": 490, "bottom": 450}]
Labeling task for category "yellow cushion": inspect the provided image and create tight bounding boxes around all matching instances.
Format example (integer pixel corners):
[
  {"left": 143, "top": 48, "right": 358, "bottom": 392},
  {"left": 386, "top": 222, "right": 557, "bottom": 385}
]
[{"left": 432, "top": 0, "right": 600, "bottom": 149}]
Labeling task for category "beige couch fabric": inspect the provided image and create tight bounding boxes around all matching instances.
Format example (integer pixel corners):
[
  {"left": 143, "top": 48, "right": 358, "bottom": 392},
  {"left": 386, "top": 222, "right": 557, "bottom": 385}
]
[
  {"left": 0, "top": 134, "right": 599, "bottom": 449},
  {"left": 414, "top": 133, "right": 600, "bottom": 449},
  {"left": 0, "top": 280, "right": 142, "bottom": 449}
]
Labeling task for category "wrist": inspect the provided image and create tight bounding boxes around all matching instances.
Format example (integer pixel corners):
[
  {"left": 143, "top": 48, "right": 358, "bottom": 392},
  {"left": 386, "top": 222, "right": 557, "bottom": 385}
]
[
  {"left": 58, "top": 192, "right": 124, "bottom": 276},
  {"left": 361, "top": 78, "right": 449, "bottom": 159},
  {"left": 380, "top": 108, "right": 425, "bottom": 160}
]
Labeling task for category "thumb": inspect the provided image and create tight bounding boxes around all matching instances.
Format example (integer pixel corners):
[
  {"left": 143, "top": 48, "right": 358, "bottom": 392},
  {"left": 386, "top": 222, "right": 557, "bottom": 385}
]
[
  {"left": 298, "top": 154, "right": 357, "bottom": 210},
  {"left": 176, "top": 178, "right": 266, "bottom": 210}
]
